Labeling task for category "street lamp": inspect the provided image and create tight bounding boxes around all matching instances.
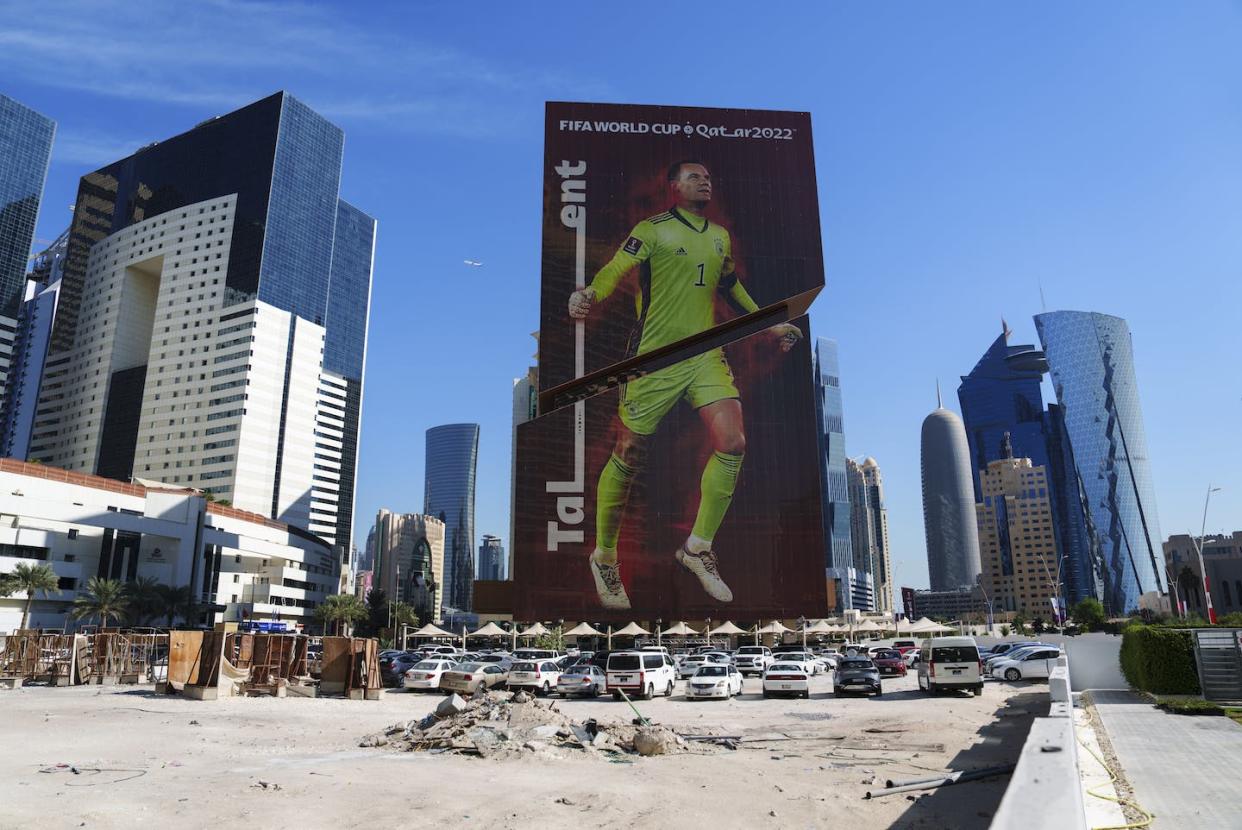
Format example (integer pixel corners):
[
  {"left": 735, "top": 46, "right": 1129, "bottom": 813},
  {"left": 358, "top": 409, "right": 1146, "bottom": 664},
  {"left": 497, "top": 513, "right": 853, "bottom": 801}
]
[{"left": 1191, "top": 485, "right": 1223, "bottom": 624}]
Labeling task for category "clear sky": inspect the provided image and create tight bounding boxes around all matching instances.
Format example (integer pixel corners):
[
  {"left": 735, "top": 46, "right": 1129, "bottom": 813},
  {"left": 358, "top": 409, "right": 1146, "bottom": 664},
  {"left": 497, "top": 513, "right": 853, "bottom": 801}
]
[{"left": 3, "top": 1, "right": 1240, "bottom": 593}]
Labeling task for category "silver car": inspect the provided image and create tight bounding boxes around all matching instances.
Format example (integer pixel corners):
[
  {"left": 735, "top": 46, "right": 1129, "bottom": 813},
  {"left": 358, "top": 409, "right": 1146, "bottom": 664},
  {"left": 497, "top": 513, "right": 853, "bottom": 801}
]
[{"left": 556, "top": 664, "right": 606, "bottom": 697}]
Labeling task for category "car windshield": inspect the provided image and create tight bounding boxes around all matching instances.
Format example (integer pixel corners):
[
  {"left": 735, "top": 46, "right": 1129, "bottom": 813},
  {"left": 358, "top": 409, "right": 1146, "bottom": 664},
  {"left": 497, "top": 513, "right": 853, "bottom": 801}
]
[
  {"left": 413, "top": 661, "right": 439, "bottom": 670},
  {"left": 610, "top": 655, "right": 641, "bottom": 671},
  {"left": 840, "top": 659, "right": 874, "bottom": 670},
  {"left": 695, "top": 666, "right": 727, "bottom": 677},
  {"left": 769, "top": 663, "right": 801, "bottom": 672},
  {"left": 738, "top": 647, "right": 763, "bottom": 654},
  {"left": 513, "top": 662, "right": 537, "bottom": 671},
  {"left": 476, "top": 655, "right": 505, "bottom": 663},
  {"left": 932, "top": 647, "right": 979, "bottom": 662},
  {"left": 874, "top": 650, "right": 900, "bottom": 659},
  {"left": 454, "top": 663, "right": 485, "bottom": 672}
]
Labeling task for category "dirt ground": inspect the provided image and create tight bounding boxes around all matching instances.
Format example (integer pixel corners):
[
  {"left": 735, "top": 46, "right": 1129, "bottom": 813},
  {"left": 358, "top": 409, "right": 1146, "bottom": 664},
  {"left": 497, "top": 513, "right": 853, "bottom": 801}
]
[{"left": 0, "top": 673, "right": 1043, "bottom": 830}]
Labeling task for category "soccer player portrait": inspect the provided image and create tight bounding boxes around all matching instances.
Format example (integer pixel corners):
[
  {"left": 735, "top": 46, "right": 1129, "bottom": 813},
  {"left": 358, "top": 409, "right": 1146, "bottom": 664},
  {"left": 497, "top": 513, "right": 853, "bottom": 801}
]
[{"left": 568, "top": 160, "right": 803, "bottom": 610}]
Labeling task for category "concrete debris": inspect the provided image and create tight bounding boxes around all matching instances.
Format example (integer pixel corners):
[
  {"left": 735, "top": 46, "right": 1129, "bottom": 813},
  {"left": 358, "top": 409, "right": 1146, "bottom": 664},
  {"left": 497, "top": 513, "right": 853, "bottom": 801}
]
[{"left": 358, "top": 690, "right": 703, "bottom": 760}]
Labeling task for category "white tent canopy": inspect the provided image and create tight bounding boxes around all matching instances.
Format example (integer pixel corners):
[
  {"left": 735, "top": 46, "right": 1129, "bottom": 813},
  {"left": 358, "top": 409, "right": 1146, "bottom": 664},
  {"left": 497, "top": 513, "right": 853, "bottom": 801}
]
[
  {"left": 756, "top": 620, "right": 792, "bottom": 634},
  {"left": 801, "top": 620, "right": 833, "bottom": 634},
  {"left": 409, "top": 623, "right": 455, "bottom": 638},
  {"left": 518, "top": 622, "right": 549, "bottom": 637},
  {"left": 613, "top": 622, "right": 651, "bottom": 636},
  {"left": 908, "top": 617, "right": 955, "bottom": 633},
  {"left": 708, "top": 621, "right": 748, "bottom": 636},
  {"left": 854, "top": 619, "right": 882, "bottom": 632},
  {"left": 661, "top": 621, "right": 700, "bottom": 636},
  {"left": 563, "top": 622, "right": 604, "bottom": 637},
  {"left": 468, "top": 622, "right": 508, "bottom": 637}
]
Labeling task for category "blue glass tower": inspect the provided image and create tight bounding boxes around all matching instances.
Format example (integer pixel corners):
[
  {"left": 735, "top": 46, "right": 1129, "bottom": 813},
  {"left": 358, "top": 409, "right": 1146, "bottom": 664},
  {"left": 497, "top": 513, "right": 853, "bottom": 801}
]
[
  {"left": 1035, "top": 311, "right": 1164, "bottom": 614},
  {"left": 0, "top": 94, "right": 55, "bottom": 317},
  {"left": 425, "top": 424, "right": 480, "bottom": 611}
]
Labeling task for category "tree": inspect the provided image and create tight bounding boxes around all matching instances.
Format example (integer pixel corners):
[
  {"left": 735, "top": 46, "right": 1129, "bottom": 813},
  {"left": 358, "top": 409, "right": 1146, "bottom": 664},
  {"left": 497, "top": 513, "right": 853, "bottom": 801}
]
[
  {"left": 71, "top": 577, "right": 129, "bottom": 628},
  {"left": 1071, "top": 598, "right": 1106, "bottom": 632},
  {"left": 1032, "top": 616, "right": 1046, "bottom": 634},
  {"left": 1012, "top": 612, "right": 1029, "bottom": 633},
  {"left": 314, "top": 593, "right": 368, "bottom": 636},
  {"left": 355, "top": 588, "right": 388, "bottom": 638},
  {"left": 124, "top": 576, "right": 162, "bottom": 625},
  {"left": 155, "top": 584, "right": 199, "bottom": 628},
  {"left": 4, "top": 562, "right": 61, "bottom": 630},
  {"left": 1000, "top": 625, "right": 1011, "bottom": 637}
]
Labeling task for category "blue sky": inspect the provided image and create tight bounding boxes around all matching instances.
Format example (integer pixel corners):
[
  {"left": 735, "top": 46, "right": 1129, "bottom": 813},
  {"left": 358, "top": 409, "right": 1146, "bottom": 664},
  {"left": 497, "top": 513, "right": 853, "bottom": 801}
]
[{"left": 3, "top": 1, "right": 1240, "bottom": 591}]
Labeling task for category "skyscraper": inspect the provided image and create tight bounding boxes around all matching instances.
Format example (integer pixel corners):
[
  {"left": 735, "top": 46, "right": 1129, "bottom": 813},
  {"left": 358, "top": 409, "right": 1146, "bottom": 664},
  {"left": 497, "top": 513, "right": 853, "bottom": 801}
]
[
  {"left": 848, "top": 457, "right": 890, "bottom": 612},
  {"left": 0, "top": 95, "right": 55, "bottom": 406},
  {"left": 478, "top": 534, "right": 505, "bottom": 581},
  {"left": 19, "top": 93, "right": 373, "bottom": 557},
  {"left": 1035, "top": 311, "right": 1164, "bottom": 614},
  {"left": 425, "top": 423, "right": 480, "bottom": 610},
  {"left": 813, "top": 339, "right": 869, "bottom": 610},
  {"left": 921, "top": 390, "right": 982, "bottom": 591},
  {"left": 509, "top": 355, "right": 537, "bottom": 582},
  {"left": 373, "top": 508, "right": 445, "bottom": 625}
]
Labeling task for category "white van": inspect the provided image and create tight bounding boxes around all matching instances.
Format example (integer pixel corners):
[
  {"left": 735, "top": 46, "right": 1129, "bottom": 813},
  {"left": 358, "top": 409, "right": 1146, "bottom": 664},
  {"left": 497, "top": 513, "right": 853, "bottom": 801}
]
[
  {"left": 606, "top": 651, "right": 676, "bottom": 700},
  {"left": 917, "top": 636, "right": 983, "bottom": 696}
]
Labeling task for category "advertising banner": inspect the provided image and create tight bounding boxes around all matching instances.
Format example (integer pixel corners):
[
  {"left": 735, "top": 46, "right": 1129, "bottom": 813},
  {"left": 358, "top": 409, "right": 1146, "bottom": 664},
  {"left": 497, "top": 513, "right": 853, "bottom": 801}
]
[
  {"left": 539, "top": 102, "right": 824, "bottom": 406},
  {"left": 514, "top": 315, "right": 827, "bottom": 621}
]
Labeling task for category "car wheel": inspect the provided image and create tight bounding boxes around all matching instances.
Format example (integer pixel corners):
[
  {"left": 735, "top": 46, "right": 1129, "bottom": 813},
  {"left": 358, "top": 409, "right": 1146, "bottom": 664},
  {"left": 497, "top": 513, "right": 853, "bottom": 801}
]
[
  {"left": 927, "top": 683, "right": 938, "bottom": 696},
  {"left": 542, "top": 681, "right": 551, "bottom": 696},
  {"left": 834, "top": 689, "right": 843, "bottom": 698},
  {"left": 642, "top": 684, "right": 654, "bottom": 701},
  {"left": 612, "top": 692, "right": 622, "bottom": 701},
  {"left": 973, "top": 686, "right": 983, "bottom": 696},
  {"left": 665, "top": 681, "right": 674, "bottom": 697},
  {"left": 874, "top": 689, "right": 882, "bottom": 697},
  {"left": 801, "top": 690, "right": 810, "bottom": 699},
  {"left": 1004, "top": 668, "right": 1021, "bottom": 681},
  {"left": 762, "top": 689, "right": 770, "bottom": 699}
]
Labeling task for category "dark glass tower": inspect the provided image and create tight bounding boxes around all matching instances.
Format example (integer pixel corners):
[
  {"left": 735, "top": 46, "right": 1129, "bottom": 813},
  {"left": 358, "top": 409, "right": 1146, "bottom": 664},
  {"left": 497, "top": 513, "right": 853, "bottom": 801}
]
[
  {"left": 920, "top": 394, "right": 982, "bottom": 591},
  {"left": 0, "top": 94, "right": 55, "bottom": 318},
  {"left": 425, "top": 423, "right": 480, "bottom": 611},
  {"left": 1035, "top": 311, "right": 1164, "bottom": 614}
]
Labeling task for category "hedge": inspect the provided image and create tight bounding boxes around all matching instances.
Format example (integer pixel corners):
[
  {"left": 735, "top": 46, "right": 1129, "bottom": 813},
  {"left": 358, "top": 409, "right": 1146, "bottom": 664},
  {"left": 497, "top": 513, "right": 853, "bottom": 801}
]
[{"left": 1119, "top": 624, "right": 1200, "bottom": 695}]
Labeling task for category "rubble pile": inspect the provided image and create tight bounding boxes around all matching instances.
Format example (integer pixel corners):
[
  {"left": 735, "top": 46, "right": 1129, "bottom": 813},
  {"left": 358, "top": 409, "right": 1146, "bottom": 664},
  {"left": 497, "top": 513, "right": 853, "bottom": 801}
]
[{"left": 358, "top": 690, "right": 695, "bottom": 759}]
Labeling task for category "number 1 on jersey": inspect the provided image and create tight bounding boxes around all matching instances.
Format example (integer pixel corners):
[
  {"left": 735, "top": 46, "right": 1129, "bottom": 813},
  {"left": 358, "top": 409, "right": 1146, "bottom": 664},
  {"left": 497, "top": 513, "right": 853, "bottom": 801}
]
[{"left": 695, "top": 263, "right": 706, "bottom": 287}]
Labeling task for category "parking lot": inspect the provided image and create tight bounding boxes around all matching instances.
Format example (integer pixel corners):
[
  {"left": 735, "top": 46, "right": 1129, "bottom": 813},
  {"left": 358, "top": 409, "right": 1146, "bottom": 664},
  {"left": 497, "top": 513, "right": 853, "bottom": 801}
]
[{"left": 0, "top": 671, "right": 1045, "bottom": 829}]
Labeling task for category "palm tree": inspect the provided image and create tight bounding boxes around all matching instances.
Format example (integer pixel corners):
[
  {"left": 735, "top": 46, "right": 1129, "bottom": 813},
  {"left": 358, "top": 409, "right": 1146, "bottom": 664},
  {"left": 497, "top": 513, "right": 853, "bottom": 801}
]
[
  {"left": 124, "top": 576, "right": 162, "bottom": 626},
  {"left": 313, "top": 593, "right": 367, "bottom": 636},
  {"left": 3, "top": 562, "right": 61, "bottom": 630},
  {"left": 155, "top": 583, "right": 198, "bottom": 628},
  {"left": 71, "top": 577, "right": 129, "bottom": 628}
]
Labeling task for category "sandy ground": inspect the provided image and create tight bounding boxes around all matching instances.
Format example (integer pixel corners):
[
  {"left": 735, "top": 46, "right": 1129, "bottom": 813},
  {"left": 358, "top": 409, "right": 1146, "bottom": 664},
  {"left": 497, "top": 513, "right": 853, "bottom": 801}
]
[{"left": 0, "top": 674, "right": 1043, "bottom": 830}]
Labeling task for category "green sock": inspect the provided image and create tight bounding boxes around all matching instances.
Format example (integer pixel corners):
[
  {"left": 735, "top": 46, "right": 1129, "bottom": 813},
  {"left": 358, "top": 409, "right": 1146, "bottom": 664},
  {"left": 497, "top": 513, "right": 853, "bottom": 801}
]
[
  {"left": 691, "top": 451, "right": 744, "bottom": 542},
  {"left": 595, "top": 453, "right": 638, "bottom": 559}
]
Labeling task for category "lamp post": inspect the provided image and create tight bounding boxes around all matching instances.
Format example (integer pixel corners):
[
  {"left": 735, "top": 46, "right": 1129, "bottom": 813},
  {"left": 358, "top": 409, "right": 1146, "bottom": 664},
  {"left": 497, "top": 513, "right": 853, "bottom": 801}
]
[{"left": 1191, "top": 485, "right": 1222, "bottom": 624}]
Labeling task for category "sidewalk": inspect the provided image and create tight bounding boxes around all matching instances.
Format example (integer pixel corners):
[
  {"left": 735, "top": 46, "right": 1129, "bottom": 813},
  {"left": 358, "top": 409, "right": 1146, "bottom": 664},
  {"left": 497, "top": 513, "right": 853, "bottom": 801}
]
[{"left": 1092, "top": 690, "right": 1242, "bottom": 828}]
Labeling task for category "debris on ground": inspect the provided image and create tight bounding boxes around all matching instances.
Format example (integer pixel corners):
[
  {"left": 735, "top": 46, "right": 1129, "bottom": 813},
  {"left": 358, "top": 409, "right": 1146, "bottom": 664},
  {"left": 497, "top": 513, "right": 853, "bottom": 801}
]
[{"left": 358, "top": 690, "right": 702, "bottom": 759}]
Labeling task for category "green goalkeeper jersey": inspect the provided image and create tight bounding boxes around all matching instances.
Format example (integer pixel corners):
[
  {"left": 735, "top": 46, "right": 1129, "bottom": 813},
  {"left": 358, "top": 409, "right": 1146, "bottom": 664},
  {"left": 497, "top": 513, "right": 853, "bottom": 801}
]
[{"left": 589, "top": 207, "right": 755, "bottom": 356}]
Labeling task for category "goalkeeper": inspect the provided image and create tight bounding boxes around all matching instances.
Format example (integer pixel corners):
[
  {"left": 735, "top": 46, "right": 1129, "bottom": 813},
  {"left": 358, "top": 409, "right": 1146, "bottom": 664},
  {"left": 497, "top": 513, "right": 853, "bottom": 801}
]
[{"left": 568, "top": 160, "right": 801, "bottom": 609}]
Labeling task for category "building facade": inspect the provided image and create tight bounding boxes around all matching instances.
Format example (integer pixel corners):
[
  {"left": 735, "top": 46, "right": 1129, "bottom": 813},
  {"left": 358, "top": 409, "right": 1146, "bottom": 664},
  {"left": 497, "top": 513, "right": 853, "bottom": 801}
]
[
  {"left": 1164, "top": 533, "right": 1242, "bottom": 618},
  {"left": 0, "top": 95, "right": 56, "bottom": 411},
  {"left": 921, "top": 396, "right": 982, "bottom": 591},
  {"left": 847, "top": 457, "right": 891, "bottom": 612},
  {"left": 909, "top": 586, "right": 987, "bottom": 623},
  {"left": 16, "top": 93, "right": 373, "bottom": 565},
  {"left": 812, "top": 338, "right": 864, "bottom": 611},
  {"left": 372, "top": 508, "right": 445, "bottom": 625},
  {"left": 477, "top": 534, "right": 505, "bottom": 581},
  {"left": 1035, "top": 311, "right": 1164, "bottom": 614},
  {"left": 425, "top": 423, "right": 479, "bottom": 611},
  {"left": 0, "top": 459, "right": 337, "bottom": 633},
  {"left": 976, "top": 449, "right": 1062, "bottom": 618},
  {"left": 509, "top": 360, "right": 537, "bottom": 582}
]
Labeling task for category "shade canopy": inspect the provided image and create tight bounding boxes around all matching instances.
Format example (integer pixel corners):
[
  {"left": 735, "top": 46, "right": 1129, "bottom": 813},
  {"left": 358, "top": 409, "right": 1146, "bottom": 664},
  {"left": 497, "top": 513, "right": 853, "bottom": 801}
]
[
  {"left": 756, "top": 620, "right": 792, "bottom": 634},
  {"left": 468, "top": 622, "right": 508, "bottom": 637},
  {"left": 854, "top": 619, "right": 882, "bottom": 632},
  {"left": 518, "top": 622, "right": 549, "bottom": 637},
  {"left": 661, "top": 621, "right": 700, "bottom": 636},
  {"left": 613, "top": 622, "right": 651, "bottom": 636},
  {"left": 409, "top": 623, "right": 455, "bottom": 638},
  {"left": 707, "top": 621, "right": 748, "bottom": 635},
  {"left": 801, "top": 620, "right": 834, "bottom": 634},
  {"left": 563, "top": 622, "right": 604, "bottom": 637},
  {"left": 908, "top": 617, "right": 954, "bottom": 633}
]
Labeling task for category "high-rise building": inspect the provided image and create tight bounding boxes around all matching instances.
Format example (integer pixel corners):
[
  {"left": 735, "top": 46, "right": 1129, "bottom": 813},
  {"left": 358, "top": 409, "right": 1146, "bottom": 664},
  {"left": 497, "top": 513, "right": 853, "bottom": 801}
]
[
  {"left": 848, "top": 456, "right": 891, "bottom": 612},
  {"left": 1164, "top": 532, "right": 1242, "bottom": 618},
  {"left": 976, "top": 442, "right": 1063, "bottom": 618},
  {"left": 813, "top": 339, "right": 870, "bottom": 610},
  {"left": 1035, "top": 311, "right": 1164, "bottom": 614},
  {"left": 18, "top": 93, "right": 373, "bottom": 561},
  {"left": 373, "top": 508, "right": 445, "bottom": 625},
  {"left": 957, "top": 323, "right": 1096, "bottom": 607},
  {"left": 478, "top": 534, "right": 505, "bottom": 581},
  {"left": 0, "top": 95, "right": 55, "bottom": 409},
  {"left": 921, "top": 390, "right": 982, "bottom": 591},
  {"left": 425, "top": 423, "right": 479, "bottom": 610},
  {"left": 509, "top": 356, "right": 537, "bottom": 582}
]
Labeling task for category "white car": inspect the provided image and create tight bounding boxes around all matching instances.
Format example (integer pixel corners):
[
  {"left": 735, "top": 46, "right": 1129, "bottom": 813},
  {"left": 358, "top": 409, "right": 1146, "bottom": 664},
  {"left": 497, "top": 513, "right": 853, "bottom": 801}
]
[
  {"left": 762, "top": 662, "right": 812, "bottom": 698},
  {"left": 776, "top": 651, "right": 821, "bottom": 675},
  {"left": 403, "top": 659, "right": 457, "bottom": 692},
  {"left": 507, "top": 660, "right": 562, "bottom": 695},
  {"left": 990, "top": 648, "right": 1062, "bottom": 681},
  {"left": 734, "top": 646, "right": 774, "bottom": 676},
  {"left": 678, "top": 653, "right": 728, "bottom": 679},
  {"left": 685, "top": 664, "right": 744, "bottom": 700},
  {"left": 606, "top": 651, "right": 677, "bottom": 700}
]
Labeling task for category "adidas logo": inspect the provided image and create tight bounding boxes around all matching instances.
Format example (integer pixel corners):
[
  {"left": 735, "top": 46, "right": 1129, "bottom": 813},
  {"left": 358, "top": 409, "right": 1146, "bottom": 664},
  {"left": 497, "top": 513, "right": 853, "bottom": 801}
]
[{"left": 675, "top": 247, "right": 687, "bottom": 256}]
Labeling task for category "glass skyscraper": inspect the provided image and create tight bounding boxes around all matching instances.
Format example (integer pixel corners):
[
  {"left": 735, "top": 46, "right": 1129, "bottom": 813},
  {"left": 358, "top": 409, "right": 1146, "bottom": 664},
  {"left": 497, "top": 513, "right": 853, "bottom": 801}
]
[
  {"left": 425, "top": 423, "right": 480, "bottom": 611},
  {"left": 0, "top": 94, "right": 55, "bottom": 318},
  {"left": 1035, "top": 311, "right": 1164, "bottom": 614}
]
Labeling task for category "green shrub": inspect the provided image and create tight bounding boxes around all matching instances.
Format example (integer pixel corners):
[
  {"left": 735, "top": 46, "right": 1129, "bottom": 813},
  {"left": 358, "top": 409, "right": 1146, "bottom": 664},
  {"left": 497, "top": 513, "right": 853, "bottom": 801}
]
[
  {"left": 1154, "top": 696, "right": 1223, "bottom": 716},
  {"left": 1119, "top": 624, "right": 1200, "bottom": 695}
]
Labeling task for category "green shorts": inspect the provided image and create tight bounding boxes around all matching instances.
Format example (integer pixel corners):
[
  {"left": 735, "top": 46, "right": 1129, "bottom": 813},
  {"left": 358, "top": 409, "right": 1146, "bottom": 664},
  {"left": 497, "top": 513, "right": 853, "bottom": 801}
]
[{"left": 619, "top": 348, "right": 739, "bottom": 435}]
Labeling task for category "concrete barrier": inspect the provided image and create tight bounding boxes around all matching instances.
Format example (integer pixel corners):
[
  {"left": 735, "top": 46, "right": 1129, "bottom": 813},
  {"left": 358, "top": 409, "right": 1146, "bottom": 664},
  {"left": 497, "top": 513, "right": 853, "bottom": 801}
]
[{"left": 991, "top": 655, "right": 1087, "bottom": 830}]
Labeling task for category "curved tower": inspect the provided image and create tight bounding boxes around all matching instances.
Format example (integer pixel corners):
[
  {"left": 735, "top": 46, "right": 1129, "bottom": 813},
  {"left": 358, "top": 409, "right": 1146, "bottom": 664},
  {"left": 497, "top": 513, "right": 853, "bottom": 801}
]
[
  {"left": 425, "top": 423, "right": 480, "bottom": 612},
  {"left": 921, "top": 389, "right": 982, "bottom": 591}
]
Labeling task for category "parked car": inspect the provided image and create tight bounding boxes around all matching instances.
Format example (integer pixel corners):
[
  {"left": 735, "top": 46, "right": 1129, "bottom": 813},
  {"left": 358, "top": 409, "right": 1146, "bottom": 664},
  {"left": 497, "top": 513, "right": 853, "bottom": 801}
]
[
  {"left": 380, "top": 651, "right": 424, "bottom": 686},
  {"left": 678, "top": 653, "right": 728, "bottom": 679},
  {"left": 513, "top": 648, "right": 562, "bottom": 662},
  {"left": 686, "top": 664, "right": 744, "bottom": 700},
  {"left": 985, "top": 644, "right": 1055, "bottom": 673},
  {"left": 474, "top": 653, "right": 514, "bottom": 670},
  {"left": 403, "top": 659, "right": 457, "bottom": 692},
  {"left": 734, "top": 645, "right": 774, "bottom": 676},
  {"left": 557, "top": 664, "right": 606, "bottom": 697},
  {"left": 606, "top": 651, "right": 676, "bottom": 700},
  {"left": 762, "top": 661, "right": 811, "bottom": 698},
  {"left": 991, "top": 647, "right": 1063, "bottom": 681},
  {"left": 815, "top": 653, "right": 839, "bottom": 672},
  {"left": 834, "top": 657, "right": 882, "bottom": 697},
  {"left": 775, "top": 650, "right": 821, "bottom": 676},
  {"left": 892, "top": 639, "right": 919, "bottom": 654},
  {"left": 440, "top": 661, "right": 509, "bottom": 694},
  {"left": 871, "top": 648, "right": 908, "bottom": 677},
  {"left": 507, "top": 660, "right": 563, "bottom": 695},
  {"left": 917, "top": 637, "right": 983, "bottom": 696},
  {"left": 555, "top": 655, "right": 577, "bottom": 671}
]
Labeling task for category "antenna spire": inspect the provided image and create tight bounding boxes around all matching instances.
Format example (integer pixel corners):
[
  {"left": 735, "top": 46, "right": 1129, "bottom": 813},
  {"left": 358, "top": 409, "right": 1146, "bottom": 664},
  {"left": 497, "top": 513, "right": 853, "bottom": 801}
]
[{"left": 936, "top": 378, "right": 942, "bottom": 409}]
